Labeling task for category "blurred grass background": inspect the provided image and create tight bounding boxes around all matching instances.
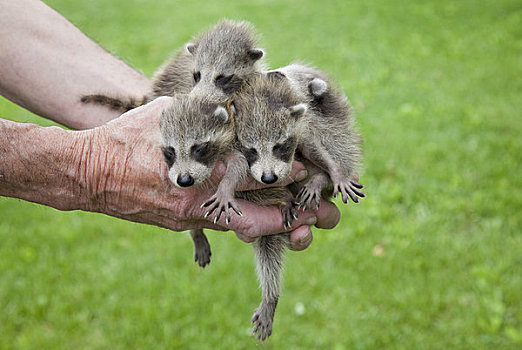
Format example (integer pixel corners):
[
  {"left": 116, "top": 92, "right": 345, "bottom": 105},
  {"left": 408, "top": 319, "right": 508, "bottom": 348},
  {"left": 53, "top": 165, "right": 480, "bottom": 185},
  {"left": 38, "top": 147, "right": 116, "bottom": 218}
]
[{"left": 1, "top": 0, "right": 521, "bottom": 348}]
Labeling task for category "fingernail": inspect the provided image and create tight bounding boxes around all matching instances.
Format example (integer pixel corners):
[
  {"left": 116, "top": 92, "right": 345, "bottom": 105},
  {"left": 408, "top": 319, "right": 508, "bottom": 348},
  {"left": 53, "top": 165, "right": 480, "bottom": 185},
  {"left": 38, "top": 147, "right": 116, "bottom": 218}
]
[
  {"left": 295, "top": 170, "right": 308, "bottom": 182},
  {"left": 305, "top": 216, "right": 317, "bottom": 226},
  {"left": 299, "top": 232, "right": 312, "bottom": 244}
]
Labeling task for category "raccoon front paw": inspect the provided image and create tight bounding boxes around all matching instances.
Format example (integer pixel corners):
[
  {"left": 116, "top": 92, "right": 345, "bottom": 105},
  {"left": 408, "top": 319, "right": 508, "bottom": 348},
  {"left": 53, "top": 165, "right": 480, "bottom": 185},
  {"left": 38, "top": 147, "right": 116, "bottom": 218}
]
[
  {"left": 281, "top": 201, "right": 299, "bottom": 229},
  {"left": 333, "top": 177, "right": 366, "bottom": 204},
  {"left": 201, "top": 193, "right": 243, "bottom": 225},
  {"left": 297, "top": 182, "right": 323, "bottom": 210},
  {"left": 252, "top": 302, "right": 276, "bottom": 342},
  {"left": 194, "top": 242, "right": 211, "bottom": 268}
]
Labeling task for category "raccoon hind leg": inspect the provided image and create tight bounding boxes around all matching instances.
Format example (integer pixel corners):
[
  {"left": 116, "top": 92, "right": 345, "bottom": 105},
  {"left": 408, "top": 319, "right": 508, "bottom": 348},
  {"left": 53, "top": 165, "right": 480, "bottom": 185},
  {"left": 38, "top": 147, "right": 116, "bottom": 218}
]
[
  {"left": 189, "top": 229, "right": 212, "bottom": 268},
  {"left": 252, "top": 233, "right": 289, "bottom": 341}
]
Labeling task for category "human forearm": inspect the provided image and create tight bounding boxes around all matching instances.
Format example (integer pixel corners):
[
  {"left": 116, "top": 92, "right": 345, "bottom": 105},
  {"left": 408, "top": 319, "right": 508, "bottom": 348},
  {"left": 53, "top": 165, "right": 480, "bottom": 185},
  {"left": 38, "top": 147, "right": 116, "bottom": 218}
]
[
  {"left": 0, "top": 0, "right": 150, "bottom": 129},
  {"left": 0, "top": 98, "right": 340, "bottom": 247},
  {"left": 0, "top": 118, "right": 92, "bottom": 210}
]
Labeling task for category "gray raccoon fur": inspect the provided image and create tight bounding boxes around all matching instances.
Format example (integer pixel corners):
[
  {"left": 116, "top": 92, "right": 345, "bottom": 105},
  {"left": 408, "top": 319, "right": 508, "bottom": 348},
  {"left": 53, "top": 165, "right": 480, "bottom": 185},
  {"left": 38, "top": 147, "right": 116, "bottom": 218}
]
[
  {"left": 229, "top": 71, "right": 366, "bottom": 340},
  {"left": 267, "top": 63, "right": 365, "bottom": 208},
  {"left": 81, "top": 19, "right": 265, "bottom": 111},
  {"left": 159, "top": 93, "right": 295, "bottom": 341},
  {"left": 225, "top": 74, "right": 309, "bottom": 341}
]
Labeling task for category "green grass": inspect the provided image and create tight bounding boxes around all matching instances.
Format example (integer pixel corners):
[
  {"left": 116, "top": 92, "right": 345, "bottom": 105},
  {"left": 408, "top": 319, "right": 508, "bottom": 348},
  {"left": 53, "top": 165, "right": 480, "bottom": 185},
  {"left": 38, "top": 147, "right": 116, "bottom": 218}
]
[{"left": 1, "top": 0, "right": 521, "bottom": 348}]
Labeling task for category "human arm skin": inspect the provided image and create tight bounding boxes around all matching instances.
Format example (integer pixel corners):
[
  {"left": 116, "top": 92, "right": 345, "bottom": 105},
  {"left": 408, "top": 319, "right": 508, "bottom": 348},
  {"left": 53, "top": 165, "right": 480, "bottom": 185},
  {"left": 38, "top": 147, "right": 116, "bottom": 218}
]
[
  {"left": 0, "top": 97, "right": 340, "bottom": 248},
  {"left": 0, "top": 1, "right": 340, "bottom": 248},
  {"left": 0, "top": 0, "right": 150, "bottom": 129}
]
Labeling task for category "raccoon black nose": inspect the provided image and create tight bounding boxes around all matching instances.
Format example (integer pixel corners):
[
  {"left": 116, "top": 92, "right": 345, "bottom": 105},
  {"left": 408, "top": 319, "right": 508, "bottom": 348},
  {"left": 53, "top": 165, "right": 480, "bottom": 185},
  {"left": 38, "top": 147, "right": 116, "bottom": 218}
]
[
  {"left": 177, "top": 174, "right": 195, "bottom": 187},
  {"left": 261, "top": 172, "right": 278, "bottom": 184}
]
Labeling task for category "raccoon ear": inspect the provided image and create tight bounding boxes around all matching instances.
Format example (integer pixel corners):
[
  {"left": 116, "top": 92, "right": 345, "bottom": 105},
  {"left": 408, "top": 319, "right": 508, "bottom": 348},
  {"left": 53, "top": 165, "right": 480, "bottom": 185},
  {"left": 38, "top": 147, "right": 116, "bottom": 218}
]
[
  {"left": 288, "top": 103, "right": 307, "bottom": 119},
  {"left": 185, "top": 43, "right": 197, "bottom": 55},
  {"left": 266, "top": 71, "right": 286, "bottom": 80},
  {"left": 213, "top": 105, "right": 230, "bottom": 124},
  {"left": 248, "top": 48, "right": 264, "bottom": 61},
  {"left": 309, "top": 78, "right": 328, "bottom": 97}
]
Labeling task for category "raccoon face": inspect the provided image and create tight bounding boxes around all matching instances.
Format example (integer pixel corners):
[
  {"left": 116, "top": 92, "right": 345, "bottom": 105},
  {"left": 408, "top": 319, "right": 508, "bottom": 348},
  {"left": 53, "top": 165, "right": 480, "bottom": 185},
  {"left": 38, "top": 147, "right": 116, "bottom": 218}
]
[
  {"left": 186, "top": 41, "right": 264, "bottom": 99},
  {"left": 160, "top": 98, "right": 234, "bottom": 188},
  {"left": 237, "top": 103, "right": 307, "bottom": 185},
  {"left": 240, "top": 137, "right": 298, "bottom": 185}
]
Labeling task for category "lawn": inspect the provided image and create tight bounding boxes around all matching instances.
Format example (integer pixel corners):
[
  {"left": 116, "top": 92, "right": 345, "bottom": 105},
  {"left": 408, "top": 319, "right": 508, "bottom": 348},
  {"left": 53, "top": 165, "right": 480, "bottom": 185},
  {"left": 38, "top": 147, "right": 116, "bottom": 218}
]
[{"left": 0, "top": 0, "right": 520, "bottom": 349}]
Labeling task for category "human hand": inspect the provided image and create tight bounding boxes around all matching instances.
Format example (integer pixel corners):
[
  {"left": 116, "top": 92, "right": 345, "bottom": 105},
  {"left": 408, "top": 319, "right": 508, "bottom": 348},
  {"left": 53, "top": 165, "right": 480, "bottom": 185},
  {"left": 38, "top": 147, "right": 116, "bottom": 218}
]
[{"left": 79, "top": 97, "right": 340, "bottom": 249}]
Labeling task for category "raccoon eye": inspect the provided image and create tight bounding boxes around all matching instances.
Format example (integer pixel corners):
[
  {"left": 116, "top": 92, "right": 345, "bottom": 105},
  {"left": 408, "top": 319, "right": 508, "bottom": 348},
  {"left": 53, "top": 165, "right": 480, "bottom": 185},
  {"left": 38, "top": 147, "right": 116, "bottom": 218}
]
[
  {"left": 273, "top": 137, "right": 296, "bottom": 162},
  {"left": 190, "top": 142, "right": 218, "bottom": 166},
  {"left": 193, "top": 71, "right": 201, "bottom": 83},
  {"left": 242, "top": 147, "right": 258, "bottom": 166},
  {"left": 191, "top": 142, "right": 209, "bottom": 157},
  {"left": 162, "top": 146, "right": 176, "bottom": 168},
  {"left": 215, "top": 74, "right": 233, "bottom": 87}
]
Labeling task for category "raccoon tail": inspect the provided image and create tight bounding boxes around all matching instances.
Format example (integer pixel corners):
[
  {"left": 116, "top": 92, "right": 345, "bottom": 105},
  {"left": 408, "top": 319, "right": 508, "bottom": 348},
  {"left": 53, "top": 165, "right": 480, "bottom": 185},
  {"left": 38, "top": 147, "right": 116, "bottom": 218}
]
[
  {"left": 80, "top": 94, "right": 147, "bottom": 113},
  {"left": 251, "top": 233, "right": 289, "bottom": 341}
]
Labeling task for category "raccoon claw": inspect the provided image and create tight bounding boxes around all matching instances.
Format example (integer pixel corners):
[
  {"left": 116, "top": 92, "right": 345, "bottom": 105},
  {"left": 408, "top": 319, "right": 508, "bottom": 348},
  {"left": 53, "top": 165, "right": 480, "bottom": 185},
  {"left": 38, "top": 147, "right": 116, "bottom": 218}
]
[
  {"left": 252, "top": 303, "right": 276, "bottom": 342},
  {"left": 350, "top": 180, "right": 365, "bottom": 189},
  {"left": 281, "top": 201, "right": 298, "bottom": 229},
  {"left": 333, "top": 179, "right": 366, "bottom": 205},
  {"left": 202, "top": 194, "right": 242, "bottom": 224},
  {"left": 282, "top": 206, "right": 298, "bottom": 229},
  {"left": 194, "top": 245, "right": 211, "bottom": 268},
  {"left": 297, "top": 183, "right": 322, "bottom": 211}
]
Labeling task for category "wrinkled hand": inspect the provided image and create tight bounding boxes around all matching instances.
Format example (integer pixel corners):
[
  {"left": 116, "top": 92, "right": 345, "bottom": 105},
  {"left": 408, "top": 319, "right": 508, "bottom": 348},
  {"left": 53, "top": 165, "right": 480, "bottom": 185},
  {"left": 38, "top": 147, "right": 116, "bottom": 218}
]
[{"left": 80, "top": 97, "right": 340, "bottom": 250}]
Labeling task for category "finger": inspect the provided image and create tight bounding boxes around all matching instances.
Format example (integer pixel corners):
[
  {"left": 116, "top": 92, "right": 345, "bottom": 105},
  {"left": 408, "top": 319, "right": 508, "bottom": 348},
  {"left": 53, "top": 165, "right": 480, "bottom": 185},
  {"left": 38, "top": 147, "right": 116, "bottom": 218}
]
[
  {"left": 227, "top": 199, "right": 318, "bottom": 238},
  {"left": 121, "top": 210, "right": 229, "bottom": 233},
  {"left": 115, "top": 96, "right": 173, "bottom": 122},
  {"left": 314, "top": 200, "right": 340, "bottom": 229},
  {"left": 235, "top": 231, "right": 256, "bottom": 243},
  {"left": 288, "top": 225, "right": 314, "bottom": 251}
]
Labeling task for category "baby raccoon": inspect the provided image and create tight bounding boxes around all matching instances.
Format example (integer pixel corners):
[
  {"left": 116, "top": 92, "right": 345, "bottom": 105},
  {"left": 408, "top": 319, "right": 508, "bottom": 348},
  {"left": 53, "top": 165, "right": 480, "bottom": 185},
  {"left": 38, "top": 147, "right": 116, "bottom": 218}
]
[
  {"left": 81, "top": 19, "right": 265, "bottom": 111},
  {"left": 160, "top": 94, "right": 236, "bottom": 267},
  {"left": 160, "top": 93, "right": 296, "bottom": 342},
  {"left": 185, "top": 19, "right": 265, "bottom": 101},
  {"left": 226, "top": 70, "right": 366, "bottom": 340},
  {"left": 266, "top": 63, "right": 366, "bottom": 209}
]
